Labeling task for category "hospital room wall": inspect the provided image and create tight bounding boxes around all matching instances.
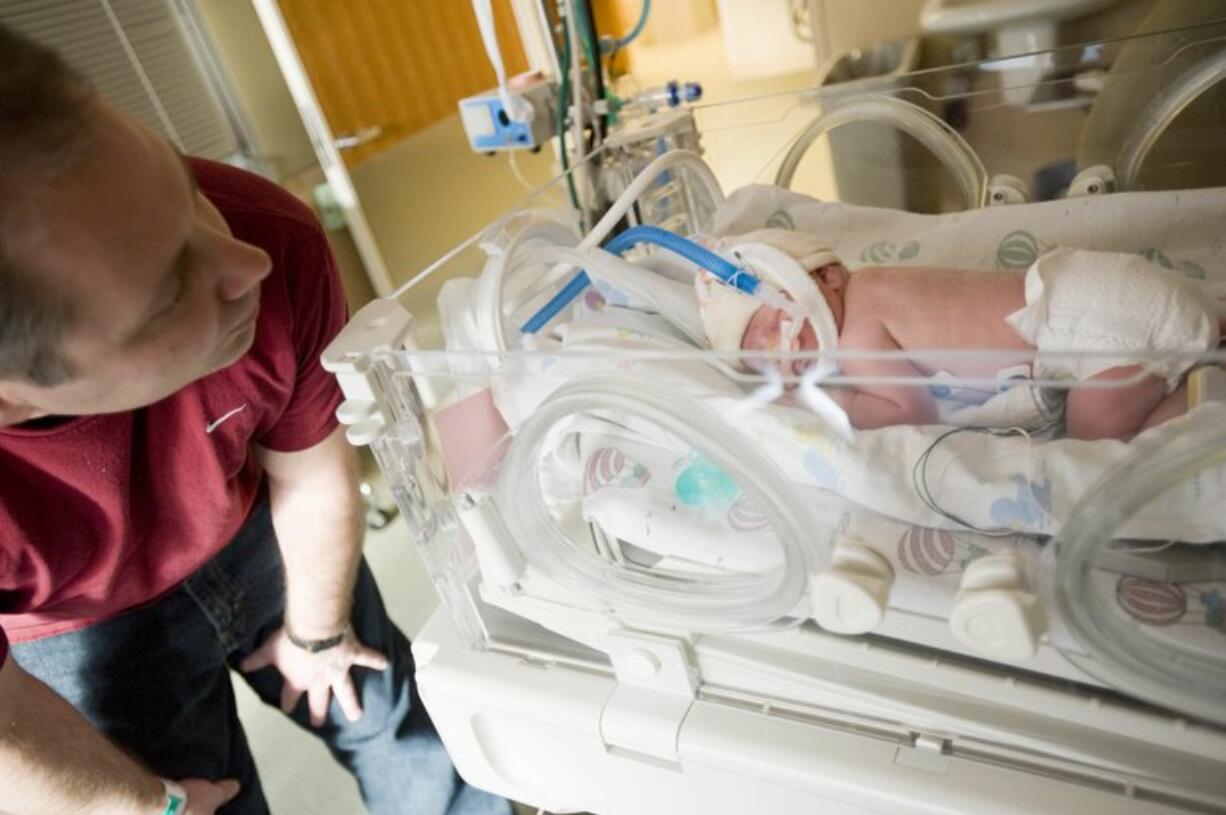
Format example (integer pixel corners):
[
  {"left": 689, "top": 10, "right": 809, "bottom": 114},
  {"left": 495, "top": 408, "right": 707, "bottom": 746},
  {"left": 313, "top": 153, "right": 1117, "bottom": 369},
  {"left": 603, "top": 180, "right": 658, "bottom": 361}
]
[
  {"left": 193, "top": 0, "right": 316, "bottom": 181},
  {"left": 193, "top": 1, "right": 380, "bottom": 313}
]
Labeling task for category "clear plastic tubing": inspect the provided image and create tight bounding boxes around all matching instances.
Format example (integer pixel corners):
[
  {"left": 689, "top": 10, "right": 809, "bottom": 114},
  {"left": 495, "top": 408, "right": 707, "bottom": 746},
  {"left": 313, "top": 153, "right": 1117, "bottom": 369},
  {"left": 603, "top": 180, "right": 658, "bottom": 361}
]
[
  {"left": 520, "top": 224, "right": 758, "bottom": 333},
  {"left": 516, "top": 150, "right": 726, "bottom": 334},
  {"left": 495, "top": 374, "right": 817, "bottom": 631},
  {"left": 1040, "top": 420, "right": 1226, "bottom": 726}
]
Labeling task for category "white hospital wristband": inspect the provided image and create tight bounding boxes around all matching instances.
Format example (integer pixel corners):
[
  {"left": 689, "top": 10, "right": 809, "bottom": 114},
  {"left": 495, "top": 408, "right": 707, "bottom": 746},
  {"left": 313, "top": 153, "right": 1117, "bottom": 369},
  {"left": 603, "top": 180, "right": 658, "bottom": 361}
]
[{"left": 161, "top": 779, "right": 188, "bottom": 815}]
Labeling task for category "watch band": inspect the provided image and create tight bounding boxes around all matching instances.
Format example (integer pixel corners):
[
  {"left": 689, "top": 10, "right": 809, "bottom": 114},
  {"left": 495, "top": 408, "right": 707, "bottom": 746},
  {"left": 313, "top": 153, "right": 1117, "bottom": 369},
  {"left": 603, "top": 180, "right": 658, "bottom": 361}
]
[
  {"left": 285, "top": 624, "right": 347, "bottom": 653},
  {"left": 161, "top": 779, "right": 187, "bottom": 815}
]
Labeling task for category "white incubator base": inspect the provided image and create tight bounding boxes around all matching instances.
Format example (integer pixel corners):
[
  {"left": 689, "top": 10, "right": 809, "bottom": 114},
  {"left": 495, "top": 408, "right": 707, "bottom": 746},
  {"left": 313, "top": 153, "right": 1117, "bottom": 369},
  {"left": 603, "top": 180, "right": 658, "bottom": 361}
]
[{"left": 415, "top": 605, "right": 1226, "bottom": 814}]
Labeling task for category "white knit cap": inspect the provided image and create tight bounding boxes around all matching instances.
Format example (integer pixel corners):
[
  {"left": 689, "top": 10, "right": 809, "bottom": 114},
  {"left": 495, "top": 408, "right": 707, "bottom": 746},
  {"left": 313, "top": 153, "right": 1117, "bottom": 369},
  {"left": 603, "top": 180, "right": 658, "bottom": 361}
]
[
  {"left": 697, "top": 274, "right": 765, "bottom": 353},
  {"left": 719, "top": 229, "right": 839, "bottom": 274}
]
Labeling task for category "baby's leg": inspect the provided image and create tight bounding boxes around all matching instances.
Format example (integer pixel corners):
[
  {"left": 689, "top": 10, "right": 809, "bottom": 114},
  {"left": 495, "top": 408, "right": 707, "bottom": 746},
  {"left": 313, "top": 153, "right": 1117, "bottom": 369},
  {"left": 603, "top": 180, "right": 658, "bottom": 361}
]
[
  {"left": 1065, "top": 365, "right": 1167, "bottom": 441},
  {"left": 1138, "top": 381, "right": 1188, "bottom": 432}
]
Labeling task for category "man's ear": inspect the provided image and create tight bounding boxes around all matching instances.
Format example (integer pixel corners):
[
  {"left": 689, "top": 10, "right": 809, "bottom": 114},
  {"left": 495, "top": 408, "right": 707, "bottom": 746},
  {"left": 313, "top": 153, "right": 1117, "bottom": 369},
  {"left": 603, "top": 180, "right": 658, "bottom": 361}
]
[{"left": 0, "top": 385, "right": 43, "bottom": 427}]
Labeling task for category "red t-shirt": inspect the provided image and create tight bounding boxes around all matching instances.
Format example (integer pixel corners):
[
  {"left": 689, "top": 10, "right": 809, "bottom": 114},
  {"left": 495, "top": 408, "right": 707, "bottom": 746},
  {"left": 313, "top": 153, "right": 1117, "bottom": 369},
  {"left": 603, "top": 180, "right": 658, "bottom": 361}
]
[{"left": 0, "top": 160, "right": 346, "bottom": 665}]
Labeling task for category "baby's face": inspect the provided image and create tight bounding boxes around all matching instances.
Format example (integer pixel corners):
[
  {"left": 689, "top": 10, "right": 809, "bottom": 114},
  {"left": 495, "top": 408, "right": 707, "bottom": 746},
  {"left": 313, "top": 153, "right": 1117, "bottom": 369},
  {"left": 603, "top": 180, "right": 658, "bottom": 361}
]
[{"left": 740, "top": 262, "right": 848, "bottom": 373}]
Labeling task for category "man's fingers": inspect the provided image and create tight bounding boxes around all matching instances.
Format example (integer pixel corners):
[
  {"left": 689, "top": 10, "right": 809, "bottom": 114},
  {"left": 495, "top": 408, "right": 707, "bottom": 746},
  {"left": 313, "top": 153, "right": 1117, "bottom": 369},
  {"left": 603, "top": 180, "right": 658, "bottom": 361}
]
[
  {"left": 352, "top": 647, "right": 390, "bottom": 671},
  {"left": 307, "top": 683, "right": 331, "bottom": 727},
  {"left": 280, "top": 682, "right": 302, "bottom": 715},
  {"left": 239, "top": 648, "right": 271, "bottom": 674},
  {"left": 216, "top": 779, "right": 241, "bottom": 803},
  {"left": 180, "top": 777, "right": 241, "bottom": 814},
  {"left": 333, "top": 676, "right": 364, "bottom": 723}
]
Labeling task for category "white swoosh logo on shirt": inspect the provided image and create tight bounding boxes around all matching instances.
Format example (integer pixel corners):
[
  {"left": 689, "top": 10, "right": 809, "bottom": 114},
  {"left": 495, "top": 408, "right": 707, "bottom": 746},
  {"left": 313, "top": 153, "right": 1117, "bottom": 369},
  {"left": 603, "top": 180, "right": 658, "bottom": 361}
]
[{"left": 205, "top": 404, "right": 248, "bottom": 434}]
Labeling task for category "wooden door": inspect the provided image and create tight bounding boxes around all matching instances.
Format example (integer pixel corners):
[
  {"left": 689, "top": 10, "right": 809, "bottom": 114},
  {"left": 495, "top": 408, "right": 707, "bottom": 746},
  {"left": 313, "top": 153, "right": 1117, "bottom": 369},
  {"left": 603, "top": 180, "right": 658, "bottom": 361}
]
[{"left": 278, "top": 0, "right": 529, "bottom": 165}]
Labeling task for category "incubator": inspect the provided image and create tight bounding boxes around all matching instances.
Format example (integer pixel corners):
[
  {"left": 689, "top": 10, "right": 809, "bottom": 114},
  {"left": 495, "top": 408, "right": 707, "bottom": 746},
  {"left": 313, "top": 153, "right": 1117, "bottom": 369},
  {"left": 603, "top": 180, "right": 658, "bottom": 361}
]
[{"left": 326, "top": 19, "right": 1226, "bottom": 814}]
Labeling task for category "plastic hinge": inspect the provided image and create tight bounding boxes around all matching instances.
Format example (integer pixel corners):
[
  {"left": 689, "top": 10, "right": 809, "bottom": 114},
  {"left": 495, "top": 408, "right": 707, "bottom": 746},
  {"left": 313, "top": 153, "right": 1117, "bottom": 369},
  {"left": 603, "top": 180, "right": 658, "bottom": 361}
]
[
  {"left": 949, "top": 554, "right": 1047, "bottom": 662},
  {"left": 599, "top": 683, "right": 690, "bottom": 765},
  {"left": 810, "top": 540, "right": 894, "bottom": 635},
  {"left": 321, "top": 299, "right": 415, "bottom": 447}
]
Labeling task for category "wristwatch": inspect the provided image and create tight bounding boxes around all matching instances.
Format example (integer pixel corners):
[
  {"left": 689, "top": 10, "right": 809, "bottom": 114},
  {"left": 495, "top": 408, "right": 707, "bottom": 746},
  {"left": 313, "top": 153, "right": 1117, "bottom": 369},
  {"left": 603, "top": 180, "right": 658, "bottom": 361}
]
[{"left": 285, "top": 624, "right": 348, "bottom": 653}]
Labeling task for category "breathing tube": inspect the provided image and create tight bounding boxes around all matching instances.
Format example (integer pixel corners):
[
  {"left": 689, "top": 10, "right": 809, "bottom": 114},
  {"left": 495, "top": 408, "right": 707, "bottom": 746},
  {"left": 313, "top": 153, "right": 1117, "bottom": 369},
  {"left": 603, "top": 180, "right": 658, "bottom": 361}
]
[
  {"left": 520, "top": 225, "right": 761, "bottom": 333},
  {"left": 496, "top": 374, "right": 816, "bottom": 631}
]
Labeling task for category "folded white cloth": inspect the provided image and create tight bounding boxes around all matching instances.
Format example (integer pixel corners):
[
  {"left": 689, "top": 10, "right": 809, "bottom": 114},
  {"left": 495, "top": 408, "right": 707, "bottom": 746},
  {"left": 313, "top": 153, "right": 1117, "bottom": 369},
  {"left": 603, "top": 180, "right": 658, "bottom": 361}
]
[{"left": 1007, "top": 248, "right": 1220, "bottom": 391}]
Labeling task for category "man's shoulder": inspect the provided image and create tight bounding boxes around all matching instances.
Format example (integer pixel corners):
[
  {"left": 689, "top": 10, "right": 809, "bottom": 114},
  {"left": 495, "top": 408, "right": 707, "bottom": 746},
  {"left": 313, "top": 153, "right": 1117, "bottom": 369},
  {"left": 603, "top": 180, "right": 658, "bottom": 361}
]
[{"left": 189, "top": 158, "right": 322, "bottom": 243}]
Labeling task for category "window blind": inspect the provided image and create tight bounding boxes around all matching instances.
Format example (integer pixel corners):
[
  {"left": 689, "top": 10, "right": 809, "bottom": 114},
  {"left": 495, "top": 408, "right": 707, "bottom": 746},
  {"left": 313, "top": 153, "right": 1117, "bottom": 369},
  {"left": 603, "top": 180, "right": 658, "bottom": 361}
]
[{"left": 1, "top": 0, "right": 247, "bottom": 162}]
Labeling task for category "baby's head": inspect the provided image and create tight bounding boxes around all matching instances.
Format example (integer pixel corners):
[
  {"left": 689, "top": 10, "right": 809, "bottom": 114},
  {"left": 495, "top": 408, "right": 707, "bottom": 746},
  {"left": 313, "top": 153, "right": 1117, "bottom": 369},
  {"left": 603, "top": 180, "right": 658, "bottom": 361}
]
[
  {"left": 697, "top": 229, "right": 848, "bottom": 371},
  {"left": 740, "top": 261, "right": 848, "bottom": 355}
]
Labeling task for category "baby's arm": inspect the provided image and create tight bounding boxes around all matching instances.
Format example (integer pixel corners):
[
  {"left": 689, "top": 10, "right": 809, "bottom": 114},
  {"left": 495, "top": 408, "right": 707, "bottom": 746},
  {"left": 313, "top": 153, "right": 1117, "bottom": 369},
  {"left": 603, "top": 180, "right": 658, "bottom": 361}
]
[{"left": 835, "top": 323, "right": 939, "bottom": 429}]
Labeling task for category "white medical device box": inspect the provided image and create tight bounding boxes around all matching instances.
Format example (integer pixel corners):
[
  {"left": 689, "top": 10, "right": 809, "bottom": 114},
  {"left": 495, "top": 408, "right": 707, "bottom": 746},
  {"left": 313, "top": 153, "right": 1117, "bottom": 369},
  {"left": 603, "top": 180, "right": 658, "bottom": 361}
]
[{"left": 459, "top": 78, "right": 556, "bottom": 152}]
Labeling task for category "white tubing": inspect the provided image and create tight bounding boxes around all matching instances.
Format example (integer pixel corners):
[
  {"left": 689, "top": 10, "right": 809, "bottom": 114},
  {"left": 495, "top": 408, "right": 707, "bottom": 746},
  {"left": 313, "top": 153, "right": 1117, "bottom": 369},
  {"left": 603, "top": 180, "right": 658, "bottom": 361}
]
[
  {"left": 491, "top": 150, "right": 724, "bottom": 348},
  {"left": 584, "top": 149, "right": 725, "bottom": 248},
  {"left": 471, "top": 0, "right": 533, "bottom": 122},
  {"left": 512, "top": 244, "right": 708, "bottom": 344},
  {"left": 565, "top": 0, "right": 587, "bottom": 201},
  {"left": 476, "top": 218, "right": 580, "bottom": 353}
]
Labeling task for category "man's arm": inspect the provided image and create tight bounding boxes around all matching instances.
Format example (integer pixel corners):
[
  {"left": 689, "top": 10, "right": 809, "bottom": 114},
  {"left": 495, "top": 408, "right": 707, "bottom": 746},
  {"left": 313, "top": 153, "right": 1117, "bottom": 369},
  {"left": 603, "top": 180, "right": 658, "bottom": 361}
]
[
  {"left": 241, "top": 426, "right": 389, "bottom": 727},
  {"left": 259, "top": 426, "right": 365, "bottom": 640},
  {"left": 0, "top": 654, "right": 237, "bottom": 815}
]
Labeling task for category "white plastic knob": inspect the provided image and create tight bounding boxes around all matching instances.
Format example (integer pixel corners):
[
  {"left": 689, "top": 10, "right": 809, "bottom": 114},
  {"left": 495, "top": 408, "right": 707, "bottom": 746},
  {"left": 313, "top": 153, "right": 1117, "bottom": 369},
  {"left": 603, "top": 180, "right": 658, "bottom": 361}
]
[
  {"left": 810, "top": 542, "right": 894, "bottom": 635},
  {"left": 949, "top": 554, "right": 1046, "bottom": 661},
  {"left": 1067, "top": 164, "right": 1116, "bottom": 198},
  {"left": 987, "top": 174, "right": 1028, "bottom": 206},
  {"left": 336, "top": 398, "right": 376, "bottom": 425},
  {"left": 620, "top": 649, "right": 661, "bottom": 680}
]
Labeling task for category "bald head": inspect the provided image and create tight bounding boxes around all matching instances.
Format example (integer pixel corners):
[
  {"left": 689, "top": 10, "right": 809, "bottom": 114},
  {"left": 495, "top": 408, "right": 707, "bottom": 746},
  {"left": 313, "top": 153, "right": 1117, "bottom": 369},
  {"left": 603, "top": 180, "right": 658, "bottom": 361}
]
[{"left": 0, "top": 23, "right": 93, "bottom": 385}]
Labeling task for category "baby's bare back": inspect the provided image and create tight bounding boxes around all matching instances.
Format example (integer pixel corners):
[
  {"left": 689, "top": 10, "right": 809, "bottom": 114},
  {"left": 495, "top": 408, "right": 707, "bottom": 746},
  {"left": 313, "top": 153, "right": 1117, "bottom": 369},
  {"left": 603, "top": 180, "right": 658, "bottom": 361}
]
[{"left": 841, "top": 266, "right": 1032, "bottom": 377}]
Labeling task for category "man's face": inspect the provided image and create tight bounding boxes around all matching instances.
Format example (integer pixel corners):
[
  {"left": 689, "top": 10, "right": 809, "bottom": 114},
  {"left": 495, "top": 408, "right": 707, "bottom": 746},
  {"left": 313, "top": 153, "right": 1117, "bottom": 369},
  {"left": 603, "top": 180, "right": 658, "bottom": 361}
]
[{"left": 0, "top": 101, "right": 271, "bottom": 423}]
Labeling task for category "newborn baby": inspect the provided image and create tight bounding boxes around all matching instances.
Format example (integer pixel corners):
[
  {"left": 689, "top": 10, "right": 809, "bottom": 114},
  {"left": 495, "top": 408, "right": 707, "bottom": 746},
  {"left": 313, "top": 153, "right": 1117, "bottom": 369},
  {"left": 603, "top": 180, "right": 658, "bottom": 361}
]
[{"left": 697, "top": 230, "right": 1225, "bottom": 441}]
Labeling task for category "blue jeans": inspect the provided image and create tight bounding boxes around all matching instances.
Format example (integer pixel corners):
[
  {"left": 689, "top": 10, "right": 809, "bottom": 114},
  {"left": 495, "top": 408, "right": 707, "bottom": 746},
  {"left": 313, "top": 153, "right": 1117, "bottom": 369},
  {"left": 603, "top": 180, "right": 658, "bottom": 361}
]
[{"left": 12, "top": 501, "right": 511, "bottom": 815}]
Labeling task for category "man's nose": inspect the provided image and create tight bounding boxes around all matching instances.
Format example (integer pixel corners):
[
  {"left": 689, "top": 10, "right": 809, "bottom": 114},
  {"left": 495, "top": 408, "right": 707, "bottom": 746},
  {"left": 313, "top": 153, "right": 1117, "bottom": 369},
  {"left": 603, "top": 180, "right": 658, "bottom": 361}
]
[{"left": 217, "top": 238, "right": 271, "bottom": 301}]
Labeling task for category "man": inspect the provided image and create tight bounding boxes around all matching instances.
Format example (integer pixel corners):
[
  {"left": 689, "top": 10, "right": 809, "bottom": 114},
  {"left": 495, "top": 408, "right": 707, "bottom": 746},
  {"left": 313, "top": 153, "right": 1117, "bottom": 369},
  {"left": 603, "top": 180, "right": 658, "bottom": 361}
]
[{"left": 0, "top": 24, "right": 509, "bottom": 815}]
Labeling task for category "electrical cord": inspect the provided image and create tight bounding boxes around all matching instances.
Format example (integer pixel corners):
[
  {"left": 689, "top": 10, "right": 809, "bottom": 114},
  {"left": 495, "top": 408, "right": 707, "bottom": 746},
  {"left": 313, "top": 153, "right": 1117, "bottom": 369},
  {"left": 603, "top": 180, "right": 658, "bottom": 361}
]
[
  {"left": 578, "top": 0, "right": 608, "bottom": 137},
  {"left": 607, "top": 0, "right": 650, "bottom": 54},
  {"left": 910, "top": 418, "right": 1058, "bottom": 537}
]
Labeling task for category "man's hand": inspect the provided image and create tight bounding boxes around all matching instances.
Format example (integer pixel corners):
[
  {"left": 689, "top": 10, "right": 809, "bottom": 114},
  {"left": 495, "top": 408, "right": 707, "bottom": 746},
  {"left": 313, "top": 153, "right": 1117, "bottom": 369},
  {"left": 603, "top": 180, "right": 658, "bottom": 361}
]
[
  {"left": 179, "top": 778, "right": 240, "bottom": 814},
  {"left": 239, "top": 628, "right": 389, "bottom": 727}
]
